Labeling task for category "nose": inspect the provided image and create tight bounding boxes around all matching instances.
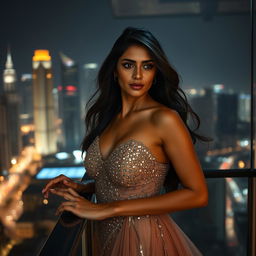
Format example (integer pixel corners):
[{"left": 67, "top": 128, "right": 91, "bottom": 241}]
[{"left": 133, "top": 66, "right": 142, "bottom": 80}]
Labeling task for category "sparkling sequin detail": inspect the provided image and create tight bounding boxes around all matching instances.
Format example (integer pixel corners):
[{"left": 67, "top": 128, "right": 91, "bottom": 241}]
[
  {"left": 84, "top": 136, "right": 203, "bottom": 256},
  {"left": 85, "top": 136, "right": 169, "bottom": 203},
  {"left": 84, "top": 136, "right": 170, "bottom": 254}
]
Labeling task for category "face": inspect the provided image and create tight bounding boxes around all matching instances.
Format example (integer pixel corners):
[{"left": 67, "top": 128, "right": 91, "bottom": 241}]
[{"left": 115, "top": 44, "right": 156, "bottom": 97}]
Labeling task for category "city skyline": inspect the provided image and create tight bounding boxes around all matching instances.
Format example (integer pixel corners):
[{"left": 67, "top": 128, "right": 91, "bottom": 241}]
[
  {"left": 0, "top": 0, "right": 252, "bottom": 94},
  {"left": 0, "top": 2, "right": 254, "bottom": 254}
]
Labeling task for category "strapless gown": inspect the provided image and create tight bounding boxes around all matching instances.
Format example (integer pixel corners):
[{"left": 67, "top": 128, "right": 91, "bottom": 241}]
[{"left": 84, "top": 135, "right": 202, "bottom": 256}]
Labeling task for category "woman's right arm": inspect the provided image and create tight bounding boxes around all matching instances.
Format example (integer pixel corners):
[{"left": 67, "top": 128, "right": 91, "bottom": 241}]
[
  {"left": 42, "top": 174, "right": 95, "bottom": 198},
  {"left": 79, "top": 180, "right": 95, "bottom": 194}
]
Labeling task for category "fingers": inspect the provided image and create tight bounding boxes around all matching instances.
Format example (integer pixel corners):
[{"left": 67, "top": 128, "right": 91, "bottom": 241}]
[
  {"left": 42, "top": 175, "right": 66, "bottom": 196},
  {"left": 63, "top": 180, "right": 77, "bottom": 190},
  {"left": 67, "top": 187, "right": 80, "bottom": 197},
  {"left": 51, "top": 188, "right": 80, "bottom": 201},
  {"left": 56, "top": 201, "right": 78, "bottom": 216},
  {"left": 55, "top": 196, "right": 93, "bottom": 218},
  {"left": 42, "top": 175, "right": 72, "bottom": 198}
]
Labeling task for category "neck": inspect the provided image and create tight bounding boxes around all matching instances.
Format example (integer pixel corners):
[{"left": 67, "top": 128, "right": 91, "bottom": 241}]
[{"left": 119, "top": 92, "right": 153, "bottom": 118}]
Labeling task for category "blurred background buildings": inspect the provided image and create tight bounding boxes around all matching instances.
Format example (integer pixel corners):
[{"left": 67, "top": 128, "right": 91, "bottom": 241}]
[{"left": 0, "top": 0, "right": 255, "bottom": 255}]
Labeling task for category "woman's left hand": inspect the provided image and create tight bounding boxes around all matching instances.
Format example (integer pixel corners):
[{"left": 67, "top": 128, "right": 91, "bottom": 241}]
[{"left": 51, "top": 188, "right": 109, "bottom": 220}]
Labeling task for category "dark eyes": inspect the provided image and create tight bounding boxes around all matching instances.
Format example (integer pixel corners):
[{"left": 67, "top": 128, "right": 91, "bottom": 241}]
[
  {"left": 122, "top": 63, "right": 133, "bottom": 69},
  {"left": 143, "top": 63, "right": 154, "bottom": 70},
  {"left": 122, "top": 62, "right": 154, "bottom": 70}
]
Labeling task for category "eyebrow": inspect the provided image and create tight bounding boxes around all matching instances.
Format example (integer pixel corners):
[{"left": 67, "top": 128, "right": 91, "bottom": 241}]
[{"left": 121, "top": 58, "right": 154, "bottom": 63}]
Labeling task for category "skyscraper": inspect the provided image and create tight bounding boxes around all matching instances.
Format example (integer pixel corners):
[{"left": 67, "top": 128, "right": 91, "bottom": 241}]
[
  {"left": 0, "top": 96, "right": 12, "bottom": 174},
  {"left": 216, "top": 92, "right": 238, "bottom": 146},
  {"left": 59, "top": 52, "right": 81, "bottom": 152},
  {"left": 188, "top": 85, "right": 239, "bottom": 150},
  {"left": 18, "top": 74, "right": 34, "bottom": 146},
  {"left": 81, "top": 63, "right": 98, "bottom": 137},
  {"left": 188, "top": 88, "right": 216, "bottom": 140},
  {"left": 81, "top": 63, "right": 98, "bottom": 108},
  {"left": 19, "top": 74, "right": 33, "bottom": 124},
  {"left": 32, "top": 50, "right": 57, "bottom": 155},
  {"left": 3, "top": 48, "right": 16, "bottom": 92},
  {"left": 2, "top": 48, "right": 22, "bottom": 158}
]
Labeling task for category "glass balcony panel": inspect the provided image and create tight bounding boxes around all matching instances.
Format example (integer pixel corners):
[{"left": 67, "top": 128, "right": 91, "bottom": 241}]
[{"left": 172, "top": 178, "right": 248, "bottom": 255}]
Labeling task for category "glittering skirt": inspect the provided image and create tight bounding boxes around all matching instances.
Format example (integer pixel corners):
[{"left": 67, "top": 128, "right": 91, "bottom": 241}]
[{"left": 85, "top": 214, "right": 203, "bottom": 256}]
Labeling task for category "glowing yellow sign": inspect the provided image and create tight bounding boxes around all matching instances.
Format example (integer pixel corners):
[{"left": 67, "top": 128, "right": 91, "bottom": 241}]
[{"left": 33, "top": 50, "right": 51, "bottom": 61}]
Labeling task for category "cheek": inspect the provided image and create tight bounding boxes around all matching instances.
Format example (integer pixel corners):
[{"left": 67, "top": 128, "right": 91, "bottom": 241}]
[
  {"left": 145, "top": 73, "right": 155, "bottom": 85},
  {"left": 116, "top": 76, "right": 127, "bottom": 89},
  {"left": 117, "top": 70, "right": 130, "bottom": 84}
]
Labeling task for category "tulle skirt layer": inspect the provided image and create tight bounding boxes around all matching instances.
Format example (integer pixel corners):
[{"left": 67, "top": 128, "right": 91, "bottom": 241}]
[{"left": 86, "top": 214, "right": 202, "bottom": 256}]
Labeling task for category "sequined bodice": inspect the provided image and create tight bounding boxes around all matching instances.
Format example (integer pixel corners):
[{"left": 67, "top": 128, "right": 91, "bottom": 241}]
[
  {"left": 84, "top": 136, "right": 169, "bottom": 203},
  {"left": 84, "top": 136, "right": 203, "bottom": 256}
]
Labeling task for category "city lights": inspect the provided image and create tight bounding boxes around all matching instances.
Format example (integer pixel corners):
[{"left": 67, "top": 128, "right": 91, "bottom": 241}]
[
  {"left": 36, "top": 166, "right": 85, "bottom": 179},
  {"left": 84, "top": 63, "right": 98, "bottom": 69},
  {"left": 43, "top": 199, "right": 48, "bottom": 205},
  {"left": 213, "top": 84, "right": 224, "bottom": 93},
  {"left": 0, "top": 6, "right": 254, "bottom": 255},
  {"left": 238, "top": 160, "right": 245, "bottom": 168},
  {"left": 55, "top": 152, "right": 69, "bottom": 160},
  {"left": 32, "top": 49, "right": 57, "bottom": 155},
  {"left": 0, "top": 145, "right": 41, "bottom": 248},
  {"left": 46, "top": 73, "right": 52, "bottom": 79},
  {"left": 73, "top": 150, "right": 82, "bottom": 162},
  {"left": 20, "top": 124, "right": 34, "bottom": 134},
  {"left": 239, "top": 139, "right": 249, "bottom": 147},
  {"left": 66, "top": 85, "right": 77, "bottom": 92},
  {"left": 32, "top": 50, "right": 51, "bottom": 61},
  {"left": 21, "top": 73, "right": 32, "bottom": 82},
  {"left": 11, "top": 158, "right": 17, "bottom": 165}
]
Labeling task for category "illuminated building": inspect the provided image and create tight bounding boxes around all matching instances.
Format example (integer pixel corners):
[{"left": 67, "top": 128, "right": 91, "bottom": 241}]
[
  {"left": 81, "top": 62, "right": 98, "bottom": 106},
  {"left": 188, "top": 88, "right": 216, "bottom": 143},
  {"left": 3, "top": 48, "right": 16, "bottom": 92},
  {"left": 2, "top": 48, "right": 22, "bottom": 158},
  {"left": 237, "top": 94, "right": 250, "bottom": 139},
  {"left": 81, "top": 63, "right": 98, "bottom": 135},
  {"left": 0, "top": 96, "right": 11, "bottom": 174},
  {"left": 19, "top": 74, "right": 33, "bottom": 124},
  {"left": 32, "top": 50, "right": 57, "bottom": 155},
  {"left": 18, "top": 74, "right": 34, "bottom": 146},
  {"left": 216, "top": 92, "right": 238, "bottom": 146},
  {"left": 188, "top": 86, "right": 239, "bottom": 149},
  {"left": 59, "top": 52, "right": 81, "bottom": 152},
  {"left": 238, "top": 94, "right": 250, "bottom": 123}
]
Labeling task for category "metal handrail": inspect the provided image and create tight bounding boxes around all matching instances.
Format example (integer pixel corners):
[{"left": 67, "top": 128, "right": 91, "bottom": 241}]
[{"left": 37, "top": 193, "right": 93, "bottom": 256}]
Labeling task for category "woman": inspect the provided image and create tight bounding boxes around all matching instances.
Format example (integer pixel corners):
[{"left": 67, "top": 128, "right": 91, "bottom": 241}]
[{"left": 42, "top": 27, "right": 210, "bottom": 255}]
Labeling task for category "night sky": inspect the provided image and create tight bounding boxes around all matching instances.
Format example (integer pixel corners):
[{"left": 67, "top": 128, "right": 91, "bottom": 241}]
[{"left": 0, "top": 0, "right": 252, "bottom": 93}]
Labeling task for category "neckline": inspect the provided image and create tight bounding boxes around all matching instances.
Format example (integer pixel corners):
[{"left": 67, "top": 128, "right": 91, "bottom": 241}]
[{"left": 96, "top": 135, "right": 169, "bottom": 165}]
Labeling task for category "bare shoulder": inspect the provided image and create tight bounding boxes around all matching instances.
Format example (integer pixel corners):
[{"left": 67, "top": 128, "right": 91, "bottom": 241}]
[
  {"left": 150, "top": 106, "right": 189, "bottom": 142},
  {"left": 150, "top": 106, "right": 183, "bottom": 128}
]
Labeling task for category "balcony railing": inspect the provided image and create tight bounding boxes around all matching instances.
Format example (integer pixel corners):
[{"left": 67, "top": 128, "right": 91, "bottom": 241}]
[{"left": 37, "top": 169, "right": 256, "bottom": 256}]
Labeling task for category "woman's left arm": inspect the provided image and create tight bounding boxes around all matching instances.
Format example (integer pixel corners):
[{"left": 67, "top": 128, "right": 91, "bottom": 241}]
[{"left": 53, "top": 109, "right": 208, "bottom": 220}]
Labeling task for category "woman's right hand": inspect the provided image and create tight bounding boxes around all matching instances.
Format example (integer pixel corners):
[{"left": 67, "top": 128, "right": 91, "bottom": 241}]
[{"left": 42, "top": 174, "right": 85, "bottom": 198}]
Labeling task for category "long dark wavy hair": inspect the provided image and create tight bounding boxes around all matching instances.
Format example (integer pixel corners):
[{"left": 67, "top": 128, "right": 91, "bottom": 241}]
[{"left": 81, "top": 27, "right": 211, "bottom": 190}]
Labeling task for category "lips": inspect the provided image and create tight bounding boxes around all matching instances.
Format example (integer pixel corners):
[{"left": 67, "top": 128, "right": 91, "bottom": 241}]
[{"left": 129, "top": 83, "right": 144, "bottom": 90}]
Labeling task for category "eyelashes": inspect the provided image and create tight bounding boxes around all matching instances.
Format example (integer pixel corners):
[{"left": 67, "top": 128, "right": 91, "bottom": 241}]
[
  {"left": 143, "top": 63, "right": 155, "bottom": 70},
  {"left": 122, "top": 62, "right": 155, "bottom": 70},
  {"left": 122, "top": 62, "right": 133, "bottom": 69}
]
